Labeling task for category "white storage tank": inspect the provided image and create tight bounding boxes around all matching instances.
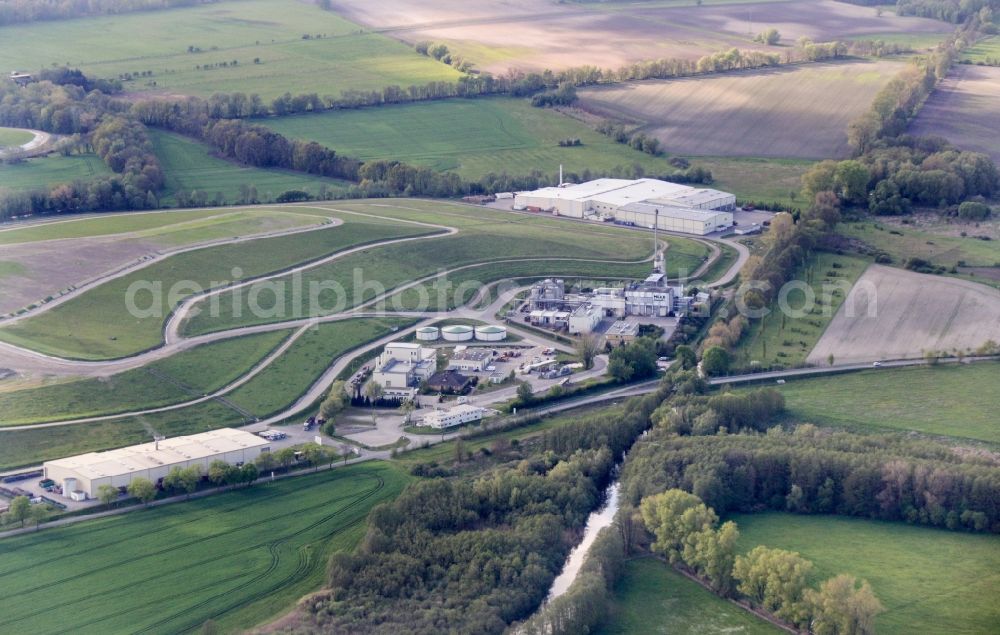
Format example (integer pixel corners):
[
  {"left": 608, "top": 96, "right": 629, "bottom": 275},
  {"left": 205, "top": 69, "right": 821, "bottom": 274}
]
[
  {"left": 415, "top": 326, "right": 440, "bottom": 341},
  {"left": 441, "top": 324, "right": 474, "bottom": 342},
  {"left": 475, "top": 325, "right": 507, "bottom": 342}
]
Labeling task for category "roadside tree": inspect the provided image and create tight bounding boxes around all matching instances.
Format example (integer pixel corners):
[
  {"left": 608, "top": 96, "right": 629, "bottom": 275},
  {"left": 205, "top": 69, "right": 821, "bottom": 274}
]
[
  {"left": 127, "top": 477, "right": 157, "bottom": 506},
  {"left": 97, "top": 484, "right": 119, "bottom": 508}
]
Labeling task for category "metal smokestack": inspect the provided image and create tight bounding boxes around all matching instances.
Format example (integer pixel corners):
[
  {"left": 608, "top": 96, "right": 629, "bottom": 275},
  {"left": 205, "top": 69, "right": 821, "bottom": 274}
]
[{"left": 559, "top": 164, "right": 563, "bottom": 186}]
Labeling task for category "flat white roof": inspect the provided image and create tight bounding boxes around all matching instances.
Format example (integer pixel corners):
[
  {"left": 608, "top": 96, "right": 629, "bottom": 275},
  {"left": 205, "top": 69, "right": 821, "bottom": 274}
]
[
  {"left": 652, "top": 188, "right": 734, "bottom": 207},
  {"left": 44, "top": 429, "right": 268, "bottom": 480},
  {"left": 516, "top": 178, "right": 734, "bottom": 212},
  {"left": 620, "top": 201, "right": 729, "bottom": 222}
]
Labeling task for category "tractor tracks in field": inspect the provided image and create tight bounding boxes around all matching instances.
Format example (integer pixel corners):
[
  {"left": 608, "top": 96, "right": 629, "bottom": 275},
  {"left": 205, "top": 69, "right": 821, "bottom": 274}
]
[{"left": 0, "top": 473, "right": 386, "bottom": 633}]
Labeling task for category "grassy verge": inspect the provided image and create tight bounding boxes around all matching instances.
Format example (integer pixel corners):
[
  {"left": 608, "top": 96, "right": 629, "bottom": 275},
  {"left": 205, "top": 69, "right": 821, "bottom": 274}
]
[
  {"left": 0, "top": 462, "right": 409, "bottom": 634},
  {"left": 733, "top": 512, "right": 1000, "bottom": 635},
  {"left": 597, "top": 557, "right": 778, "bottom": 634},
  {"left": 764, "top": 362, "right": 1000, "bottom": 444},
  {"left": 0, "top": 330, "right": 290, "bottom": 425},
  {"left": 732, "top": 252, "right": 871, "bottom": 368}
]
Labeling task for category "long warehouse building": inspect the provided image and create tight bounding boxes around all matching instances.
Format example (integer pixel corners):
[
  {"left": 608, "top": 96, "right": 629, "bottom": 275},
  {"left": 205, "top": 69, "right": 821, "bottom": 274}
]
[
  {"left": 43, "top": 428, "right": 270, "bottom": 499},
  {"left": 513, "top": 178, "right": 735, "bottom": 235}
]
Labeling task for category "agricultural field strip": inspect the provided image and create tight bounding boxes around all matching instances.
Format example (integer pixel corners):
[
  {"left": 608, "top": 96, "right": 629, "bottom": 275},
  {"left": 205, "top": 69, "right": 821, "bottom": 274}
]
[{"left": 0, "top": 211, "right": 339, "bottom": 324}]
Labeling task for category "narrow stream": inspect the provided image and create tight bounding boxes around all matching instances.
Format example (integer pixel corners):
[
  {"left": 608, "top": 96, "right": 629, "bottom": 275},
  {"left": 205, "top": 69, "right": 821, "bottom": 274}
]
[{"left": 544, "top": 480, "right": 621, "bottom": 602}]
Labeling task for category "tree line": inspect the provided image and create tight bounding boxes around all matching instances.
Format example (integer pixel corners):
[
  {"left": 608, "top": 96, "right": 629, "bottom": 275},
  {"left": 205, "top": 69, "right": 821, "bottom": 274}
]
[
  {"left": 283, "top": 378, "right": 676, "bottom": 634},
  {"left": 622, "top": 424, "right": 1000, "bottom": 533},
  {"left": 0, "top": 0, "right": 214, "bottom": 26},
  {"left": 638, "top": 489, "right": 884, "bottom": 633}
]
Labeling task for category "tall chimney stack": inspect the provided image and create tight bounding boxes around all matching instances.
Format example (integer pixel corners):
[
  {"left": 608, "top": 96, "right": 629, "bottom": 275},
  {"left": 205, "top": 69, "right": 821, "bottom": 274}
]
[{"left": 559, "top": 164, "right": 563, "bottom": 186}]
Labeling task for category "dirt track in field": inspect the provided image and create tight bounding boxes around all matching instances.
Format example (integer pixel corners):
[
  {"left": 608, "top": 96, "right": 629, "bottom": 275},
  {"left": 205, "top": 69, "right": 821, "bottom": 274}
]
[
  {"left": 577, "top": 59, "right": 902, "bottom": 159},
  {"left": 330, "top": 0, "right": 950, "bottom": 73},
  {"left": 909, "top": 65, "right": 1000, "bottom": 165},
  {"left": 808, "top": 265, "right": 1000, "bottom": 364}
]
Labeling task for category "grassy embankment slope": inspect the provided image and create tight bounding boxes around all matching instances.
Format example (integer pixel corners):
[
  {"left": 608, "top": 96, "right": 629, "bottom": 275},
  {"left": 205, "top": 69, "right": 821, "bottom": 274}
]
[
  {"left": 0, "top": 462, "right": 409, "bottom": 635},
  {"left": 0, "top": 330, "right": 291, "bottom": 425},
  {"left": 0, "top": 0, "right": 459, "bottom": 100},
  {"left": 180, "top": 200, "right": 708, "bottom": 335},
  {"left": 0, "top": 317, "right": 414, "bottom": 469},
  {"left": 0, "top": 213, "right": 432, "bottom": 358},
  {"left": 734, "top": 513, "right": 1000, "bottom": 635},
  {"left": 0, "top": 207, "right": 314, "bottom": 245}
]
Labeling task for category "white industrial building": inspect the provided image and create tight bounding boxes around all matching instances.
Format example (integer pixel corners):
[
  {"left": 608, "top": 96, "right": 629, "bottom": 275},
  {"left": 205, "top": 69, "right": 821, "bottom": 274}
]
[
  {"left": 513, "top": 178, "right": 734, "bottom": 235},
  {"left": 448, "top": 349, "right": 492, "bottom": 372},
  {"left": 421, "top": 404, "right": 491, "bottom": 429},
  {"left": 372, "top": 342, "right": 436, "bottom": 398},
  {"left": 43, "top": 429, "right": 270, "bottom": 499},
  {"left": 568, "top": 304, "right": 604, "bottom": 335}
]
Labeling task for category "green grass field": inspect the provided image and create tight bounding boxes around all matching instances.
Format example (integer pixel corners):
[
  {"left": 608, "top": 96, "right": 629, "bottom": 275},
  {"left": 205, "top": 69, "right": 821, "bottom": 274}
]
[
  {"left": 693, "top": 157, "right": 814, "bottom": 208},
  {"left": 181, "top": 200, "right": 700, "bottom": 335},
  {"left": 598, "top": 558, "right": 778, "bottom": 635},
  {"left": 0, "top": 330, "right": 290, "bottom": 425},
  {"left": 0, "top": 153, "right": 113, "bottom": 191},
  {"left": 841, "top": 221, "right": 1000, "bottom": 287},
  {"left": 733, "top": 252, "right": 871, "bottom": 368},
  {"left": 0, "top": 127, "right": 34, "bottom": 147},
  {"left": 0, "top": 0, "right": 460, "bottom": 99},
  {"left": 733, "top": 513, "right": 1000, "bottom": 635},
  {"left": 0, "top": 214, "right": 432, "bottom": 358},
  {"left": 151, "top": 130, "right": 349, "bottom": 204},
  {"left": 961, "top": 35, "right": 1000, "bottom": 63},
  {"left": 0, "top": 462, "right": 409, "bottom": 634},
  {"left": 768, "top": 362, "right": 1000, "bottom": 443},
  {"left": 259, "top": 98, "right": 677, "bottom": 180}
]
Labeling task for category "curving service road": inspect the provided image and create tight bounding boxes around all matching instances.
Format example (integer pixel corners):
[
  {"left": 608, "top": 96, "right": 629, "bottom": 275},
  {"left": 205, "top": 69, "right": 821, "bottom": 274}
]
[{"left": 0, "top": 201, "right": 748, "bottom": 434}]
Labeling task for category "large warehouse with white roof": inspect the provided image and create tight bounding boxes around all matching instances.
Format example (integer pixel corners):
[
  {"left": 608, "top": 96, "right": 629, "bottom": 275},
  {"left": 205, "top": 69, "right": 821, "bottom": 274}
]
[
  {"left": 43, "top": 428, "right": 270, "bottom": 498},
  {"left": 513, "top": 178, "right": 735, "bottom": 235}
]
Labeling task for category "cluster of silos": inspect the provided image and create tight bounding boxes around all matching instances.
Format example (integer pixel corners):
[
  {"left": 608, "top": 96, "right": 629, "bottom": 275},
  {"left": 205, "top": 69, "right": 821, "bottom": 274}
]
[{"left": 419, "top": 323, "right": 508, "bottom": 342}]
